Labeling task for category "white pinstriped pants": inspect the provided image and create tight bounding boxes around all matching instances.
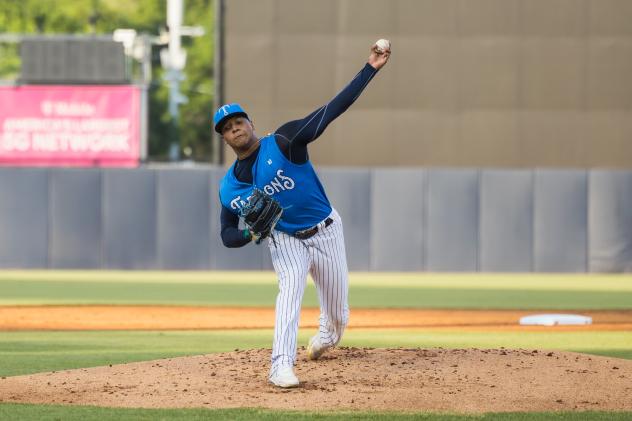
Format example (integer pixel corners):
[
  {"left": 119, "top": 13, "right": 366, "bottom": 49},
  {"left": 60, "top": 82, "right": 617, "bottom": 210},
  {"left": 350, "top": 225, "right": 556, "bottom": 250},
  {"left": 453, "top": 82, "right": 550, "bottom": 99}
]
[{"left": 268, "top": 209, "right": 349, "bottom": 374}]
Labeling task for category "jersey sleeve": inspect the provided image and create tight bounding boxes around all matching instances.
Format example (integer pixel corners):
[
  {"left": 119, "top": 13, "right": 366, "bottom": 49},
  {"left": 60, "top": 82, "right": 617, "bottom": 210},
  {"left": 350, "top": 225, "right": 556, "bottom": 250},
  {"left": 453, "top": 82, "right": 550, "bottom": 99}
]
[
  {"left": 274, "top": 63, "right": 379, "bottom": 163},
  {"left": 220, "top": 205, "right": 251, "bottom": 248}
]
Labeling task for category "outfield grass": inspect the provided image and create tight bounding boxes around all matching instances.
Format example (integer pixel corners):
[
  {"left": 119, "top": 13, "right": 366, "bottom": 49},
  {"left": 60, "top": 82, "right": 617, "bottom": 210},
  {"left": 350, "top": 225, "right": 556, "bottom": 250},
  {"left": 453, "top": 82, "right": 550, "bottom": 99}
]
[
  {"left": 1, "top": 271, "right": 631, "bottom": 309},
  {"left": 2, "top": 271, "right": 631, "bottom": 290}
]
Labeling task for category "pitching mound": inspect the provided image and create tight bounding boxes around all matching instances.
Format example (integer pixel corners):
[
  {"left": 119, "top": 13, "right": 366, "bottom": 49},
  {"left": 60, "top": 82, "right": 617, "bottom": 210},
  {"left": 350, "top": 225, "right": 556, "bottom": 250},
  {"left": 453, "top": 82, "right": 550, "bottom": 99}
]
[{"left": 1, "top": 347, "right": 631, "bottom": 413}]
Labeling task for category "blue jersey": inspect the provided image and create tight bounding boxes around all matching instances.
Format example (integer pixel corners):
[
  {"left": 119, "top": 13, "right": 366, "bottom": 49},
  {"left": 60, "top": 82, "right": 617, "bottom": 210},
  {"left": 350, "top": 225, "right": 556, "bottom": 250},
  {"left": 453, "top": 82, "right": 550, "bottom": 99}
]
[{"left": 219, "top": 134, "right": 332, "bottom": 234}]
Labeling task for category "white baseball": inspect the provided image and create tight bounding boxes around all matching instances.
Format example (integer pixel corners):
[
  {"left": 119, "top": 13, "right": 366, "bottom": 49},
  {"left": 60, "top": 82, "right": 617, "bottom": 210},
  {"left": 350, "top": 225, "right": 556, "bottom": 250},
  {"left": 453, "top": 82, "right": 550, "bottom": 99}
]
[{"left": 376, "top": 39, "right": 390, "bottom": 53}]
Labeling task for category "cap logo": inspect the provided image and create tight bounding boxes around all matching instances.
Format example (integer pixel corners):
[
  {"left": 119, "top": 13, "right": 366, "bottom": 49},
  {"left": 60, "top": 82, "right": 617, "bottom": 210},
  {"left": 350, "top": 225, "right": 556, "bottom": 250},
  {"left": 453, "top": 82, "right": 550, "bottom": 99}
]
[{"left": 221, "top": 105, "right": 231, "bottom": 116}]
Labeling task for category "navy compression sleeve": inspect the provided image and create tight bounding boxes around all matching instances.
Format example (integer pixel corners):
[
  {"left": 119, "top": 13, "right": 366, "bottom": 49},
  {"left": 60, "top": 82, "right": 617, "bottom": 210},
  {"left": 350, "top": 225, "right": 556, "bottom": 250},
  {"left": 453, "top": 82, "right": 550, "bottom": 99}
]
[
  {"left": 220, "top": 205, "right": 252, "bottom": 248},
  {"left": 274, "top": 63, "right": 379, "bottom": 163}
]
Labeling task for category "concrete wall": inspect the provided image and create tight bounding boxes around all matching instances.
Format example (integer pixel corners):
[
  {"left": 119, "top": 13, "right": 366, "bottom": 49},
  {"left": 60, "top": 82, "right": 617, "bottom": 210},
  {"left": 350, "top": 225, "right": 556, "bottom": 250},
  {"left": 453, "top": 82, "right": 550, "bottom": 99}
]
[
  {"left": 0, "top": 166, "right": 630, "bottom": 272},
  {"left": 222, "top": 0, "right": 632, "bottom": 168}
]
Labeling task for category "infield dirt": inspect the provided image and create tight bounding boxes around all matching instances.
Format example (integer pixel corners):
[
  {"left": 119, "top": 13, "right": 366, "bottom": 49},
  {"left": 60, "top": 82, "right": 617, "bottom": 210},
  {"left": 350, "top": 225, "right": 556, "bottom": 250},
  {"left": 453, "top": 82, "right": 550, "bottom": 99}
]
[
  {"left": 1, "top": 347, "right": 631, "bottom": 413},
  {"left": 1, "top": 306, "right": 632, "bottom": 331}
]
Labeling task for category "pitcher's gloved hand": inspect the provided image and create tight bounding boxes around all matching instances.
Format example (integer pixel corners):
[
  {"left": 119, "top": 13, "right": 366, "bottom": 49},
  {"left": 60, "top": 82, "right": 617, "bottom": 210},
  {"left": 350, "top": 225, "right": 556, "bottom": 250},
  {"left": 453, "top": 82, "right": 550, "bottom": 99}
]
[{"left": 240, "top": 188, "right": 283, "bottom": 244}]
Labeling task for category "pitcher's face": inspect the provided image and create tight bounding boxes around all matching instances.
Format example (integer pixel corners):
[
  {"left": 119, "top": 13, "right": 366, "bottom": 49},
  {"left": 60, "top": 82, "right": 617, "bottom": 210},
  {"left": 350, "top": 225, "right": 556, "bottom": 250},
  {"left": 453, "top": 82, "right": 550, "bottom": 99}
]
[{"left": 221, "top": 116, "right": 256, "bottom": 149}]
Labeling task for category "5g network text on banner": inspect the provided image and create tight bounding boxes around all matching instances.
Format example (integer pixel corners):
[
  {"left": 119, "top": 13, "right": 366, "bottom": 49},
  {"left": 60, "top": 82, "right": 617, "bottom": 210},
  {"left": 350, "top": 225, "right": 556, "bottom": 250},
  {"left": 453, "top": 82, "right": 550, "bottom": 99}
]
[{"left": 0, "top": 85, "right": 140, "bottom": 167}]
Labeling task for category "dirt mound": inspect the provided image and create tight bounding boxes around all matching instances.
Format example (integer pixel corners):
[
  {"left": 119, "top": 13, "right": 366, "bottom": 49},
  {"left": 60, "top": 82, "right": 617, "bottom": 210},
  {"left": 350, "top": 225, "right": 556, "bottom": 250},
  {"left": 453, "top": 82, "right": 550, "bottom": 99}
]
[{"left": 1, "top": 347, "right": 631, "bottom": 413}]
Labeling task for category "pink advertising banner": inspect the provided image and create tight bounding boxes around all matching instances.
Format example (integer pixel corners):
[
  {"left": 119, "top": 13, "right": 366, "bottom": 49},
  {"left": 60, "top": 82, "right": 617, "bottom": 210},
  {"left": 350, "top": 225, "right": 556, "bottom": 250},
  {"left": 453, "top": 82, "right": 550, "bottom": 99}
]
[{"left": 0, "top": 85, "right": 140, "bottom": 167}]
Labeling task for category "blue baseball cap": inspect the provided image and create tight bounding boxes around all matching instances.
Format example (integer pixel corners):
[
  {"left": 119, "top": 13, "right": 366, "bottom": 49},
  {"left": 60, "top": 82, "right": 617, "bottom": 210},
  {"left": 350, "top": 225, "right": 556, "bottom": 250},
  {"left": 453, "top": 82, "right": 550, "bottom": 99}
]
[{"left": 213, "top": 103, "right": 249, "bottom": 133}]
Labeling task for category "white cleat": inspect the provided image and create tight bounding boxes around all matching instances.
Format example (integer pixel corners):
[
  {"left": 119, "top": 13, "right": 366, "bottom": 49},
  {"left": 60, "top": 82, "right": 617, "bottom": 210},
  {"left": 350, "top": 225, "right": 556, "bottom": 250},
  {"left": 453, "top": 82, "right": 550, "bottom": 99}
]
[
  {"left": 307, "top": 335, "right": 329, "bottom": 360},
  {"left": 269, "top": 366, "right": 299, "bottom": 388}
]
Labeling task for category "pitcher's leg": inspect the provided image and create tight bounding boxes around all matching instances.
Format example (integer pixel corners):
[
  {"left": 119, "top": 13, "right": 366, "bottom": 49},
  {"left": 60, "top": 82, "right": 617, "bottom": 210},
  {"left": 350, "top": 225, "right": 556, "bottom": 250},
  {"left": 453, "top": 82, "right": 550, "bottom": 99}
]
[
  {"left": 269, "top": 232, "right": 310, "bottom": 377},
  {"left": 309, "top": 211, "right": 349, "bottom": 350}
]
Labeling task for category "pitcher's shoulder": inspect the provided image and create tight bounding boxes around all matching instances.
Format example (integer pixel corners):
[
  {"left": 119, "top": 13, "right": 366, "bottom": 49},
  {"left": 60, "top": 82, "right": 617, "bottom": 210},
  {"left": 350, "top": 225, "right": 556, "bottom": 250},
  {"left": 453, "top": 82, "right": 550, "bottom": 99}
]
[{"left": 261, "top": 133, "right": 276, "bottom": 143}]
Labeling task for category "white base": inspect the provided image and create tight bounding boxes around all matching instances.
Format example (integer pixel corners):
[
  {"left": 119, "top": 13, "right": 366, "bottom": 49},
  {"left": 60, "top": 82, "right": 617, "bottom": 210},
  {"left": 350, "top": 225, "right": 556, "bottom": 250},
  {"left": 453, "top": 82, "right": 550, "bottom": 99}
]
[{"left": 519, "top": 314, "right": 592, "bottom": 326}]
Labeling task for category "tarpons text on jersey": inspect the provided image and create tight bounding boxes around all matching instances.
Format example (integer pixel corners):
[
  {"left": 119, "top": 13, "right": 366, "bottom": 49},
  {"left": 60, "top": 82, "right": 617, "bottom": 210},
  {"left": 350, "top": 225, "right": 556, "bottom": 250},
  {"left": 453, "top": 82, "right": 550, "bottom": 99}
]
[{"left": 230, "top": 169, "right": 296, "bottom": 210}]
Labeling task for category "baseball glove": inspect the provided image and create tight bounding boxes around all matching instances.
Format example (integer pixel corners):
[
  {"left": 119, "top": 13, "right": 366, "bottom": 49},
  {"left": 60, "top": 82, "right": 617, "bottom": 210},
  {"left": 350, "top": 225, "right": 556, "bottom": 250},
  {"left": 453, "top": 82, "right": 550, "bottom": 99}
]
[{"left": 240, "top": 188, "right": 283, "bottom": 244}]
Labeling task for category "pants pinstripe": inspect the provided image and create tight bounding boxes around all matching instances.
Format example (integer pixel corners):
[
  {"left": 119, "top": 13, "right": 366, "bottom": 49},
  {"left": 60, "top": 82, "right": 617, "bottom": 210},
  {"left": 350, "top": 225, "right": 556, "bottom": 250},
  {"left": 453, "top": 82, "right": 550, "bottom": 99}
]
[{"left": 268, "top": 209, "right": 349, "bottom": 374}]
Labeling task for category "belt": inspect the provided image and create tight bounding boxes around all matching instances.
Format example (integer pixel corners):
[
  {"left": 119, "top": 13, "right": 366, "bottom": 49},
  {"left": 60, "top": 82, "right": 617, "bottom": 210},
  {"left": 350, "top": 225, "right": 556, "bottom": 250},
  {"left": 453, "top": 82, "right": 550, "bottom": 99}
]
[{"left": 293, "top": 217, "right": 333, "bottom": 240}]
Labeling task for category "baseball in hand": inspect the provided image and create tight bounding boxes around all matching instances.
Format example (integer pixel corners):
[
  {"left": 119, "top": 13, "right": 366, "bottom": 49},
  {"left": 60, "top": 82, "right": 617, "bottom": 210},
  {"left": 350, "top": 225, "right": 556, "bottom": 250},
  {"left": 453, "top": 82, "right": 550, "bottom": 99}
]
[{"left": 375, "top": 39, "right": 391, "bottom": 53}]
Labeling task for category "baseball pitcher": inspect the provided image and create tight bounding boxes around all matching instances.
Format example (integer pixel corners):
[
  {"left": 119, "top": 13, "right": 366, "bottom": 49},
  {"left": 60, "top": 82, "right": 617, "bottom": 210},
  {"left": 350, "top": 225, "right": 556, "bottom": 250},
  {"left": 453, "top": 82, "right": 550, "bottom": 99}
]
[{"left": 216, "top": 40, "right": 391, "bottom": 388}]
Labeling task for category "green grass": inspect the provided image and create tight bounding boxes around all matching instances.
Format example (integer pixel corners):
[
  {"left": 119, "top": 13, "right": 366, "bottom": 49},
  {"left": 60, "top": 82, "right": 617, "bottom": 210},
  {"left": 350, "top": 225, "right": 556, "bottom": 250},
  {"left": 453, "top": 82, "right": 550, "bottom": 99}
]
[
  {"left": 0, "top": 404, "right": 631, "bottom": 421},
  {"left": 343, "top": 330, "right": 632, "bottom": 360},
  {"left": 1, "top": 271, "right": 631, "bottom": 309},
  {"left": 0, "top": 279, "right": 278, "bottom": 306},
  {"left": 4, "top": 281, "right": 632, "bottom": 309},
  {"left": 2, "top": 271, "right": 632, "bottom": 290},
  {"left": 1, "top": 329, "right": 630, "bottom": 377},
  {"left": 0, "top": 330, "right": 271, "bottom": 376}
]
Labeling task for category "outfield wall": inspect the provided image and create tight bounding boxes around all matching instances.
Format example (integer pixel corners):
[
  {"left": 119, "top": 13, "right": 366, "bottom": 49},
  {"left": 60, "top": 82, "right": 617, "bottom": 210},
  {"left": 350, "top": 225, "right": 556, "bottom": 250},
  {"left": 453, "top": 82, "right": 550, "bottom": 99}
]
[{"left": 0, "top": 167, "right": 630, "bottom": 272}]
